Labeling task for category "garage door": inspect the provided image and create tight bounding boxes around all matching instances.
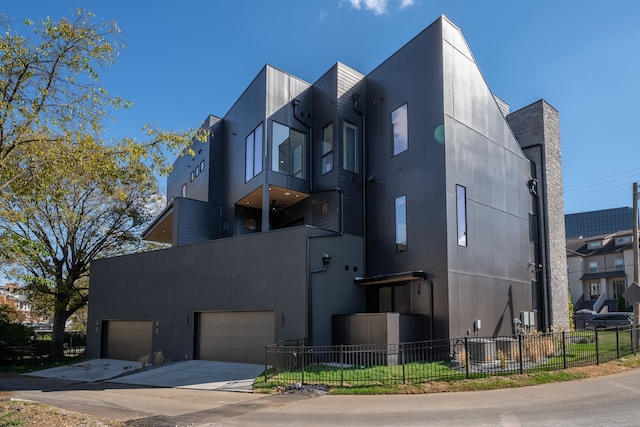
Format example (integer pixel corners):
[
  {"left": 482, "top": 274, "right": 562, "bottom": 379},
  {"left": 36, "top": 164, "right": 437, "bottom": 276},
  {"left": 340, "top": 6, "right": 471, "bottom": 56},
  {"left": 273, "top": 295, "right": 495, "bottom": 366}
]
[
  {"left": 195, "top": 311, "right": 274, "bottom": 364},
  {"left": 102, "top": 320, "right": 152, "bottom": 361}
]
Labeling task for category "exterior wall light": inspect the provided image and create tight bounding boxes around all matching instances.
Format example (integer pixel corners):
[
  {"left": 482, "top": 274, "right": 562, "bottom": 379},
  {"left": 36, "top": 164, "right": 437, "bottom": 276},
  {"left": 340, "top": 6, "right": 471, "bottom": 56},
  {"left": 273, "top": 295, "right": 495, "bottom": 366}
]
[{"left": 322, "top": 253, "right": 331, "bottom": 267}]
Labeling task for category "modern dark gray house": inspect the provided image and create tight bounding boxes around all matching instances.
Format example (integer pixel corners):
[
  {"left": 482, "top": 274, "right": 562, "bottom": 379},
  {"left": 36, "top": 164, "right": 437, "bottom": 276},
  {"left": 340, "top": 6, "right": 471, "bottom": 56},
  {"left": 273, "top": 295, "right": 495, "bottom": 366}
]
[{"left": 87, "top": 16, "right": 569, "bottom": 364}]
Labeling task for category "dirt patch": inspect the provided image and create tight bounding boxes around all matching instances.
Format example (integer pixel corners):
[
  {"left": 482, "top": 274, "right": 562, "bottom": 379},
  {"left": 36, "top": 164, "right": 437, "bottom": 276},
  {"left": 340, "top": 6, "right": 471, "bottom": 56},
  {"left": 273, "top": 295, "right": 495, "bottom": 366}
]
[{"left": 0, "top": 398, "right": 124, "bottom": 427}]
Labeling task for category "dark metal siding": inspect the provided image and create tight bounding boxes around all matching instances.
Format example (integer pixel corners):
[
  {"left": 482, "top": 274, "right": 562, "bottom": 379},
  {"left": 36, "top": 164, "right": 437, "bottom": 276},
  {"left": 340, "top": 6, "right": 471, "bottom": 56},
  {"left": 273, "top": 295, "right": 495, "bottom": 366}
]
[
  {"left": 207, "top": 117, "right": 224, "bottom": 239},
  {"left": 174, "top": 198, "right": 219, "bottom": 246},
  {"left": 167, "top": 129, "right": 211, "bottom": 203},
  {"left": 310, "top": 63, "right": 365, "bottom": 236},
  {"left": 221, "top": 67, "right": 268, "bottom": 237}
]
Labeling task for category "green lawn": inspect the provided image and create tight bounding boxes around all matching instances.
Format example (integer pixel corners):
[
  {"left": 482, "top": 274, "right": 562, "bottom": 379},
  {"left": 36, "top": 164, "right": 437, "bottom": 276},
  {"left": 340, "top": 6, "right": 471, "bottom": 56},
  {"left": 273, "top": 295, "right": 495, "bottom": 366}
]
[{"left": 261, "top": 330, "right": 640, "bottom": 390}]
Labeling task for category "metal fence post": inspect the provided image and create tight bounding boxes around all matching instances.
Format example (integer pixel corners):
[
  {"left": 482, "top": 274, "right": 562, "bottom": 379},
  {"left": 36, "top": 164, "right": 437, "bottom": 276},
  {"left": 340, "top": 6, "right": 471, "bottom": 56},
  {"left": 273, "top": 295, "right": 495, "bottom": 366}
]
[
  {"left": 595, "top": 329, "right": 599, "bottom": 366},
  {"left": 401, "top": 342, "right": 406, "bottom": 385},
  {"left": 340, "top": 344, "right": 344, "bottom": 387},
  {"left": 464, "top": 337, "right": 469, "bottom": 379},
  {"left": 301, "top": 344, "right": 305, "bottom": 384},
  {"left": 518, "top": 334, "right": 523, "bottom": 375},
  {"left": 265, "top": 346, "right": 268, "bottom": 382},
  {"left": 562, "top": 331, "right": 567, "bottom": 370},
  {"left": 616, "top": 327, "right": 620, "bottom": 359}
]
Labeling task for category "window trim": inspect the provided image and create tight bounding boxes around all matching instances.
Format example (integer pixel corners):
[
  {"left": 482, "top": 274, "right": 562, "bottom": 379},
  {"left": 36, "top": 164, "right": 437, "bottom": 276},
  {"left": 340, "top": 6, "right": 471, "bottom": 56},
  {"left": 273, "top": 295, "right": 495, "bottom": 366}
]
[
  {"left": 343, "top": 121, "right": 358, "bottom": 173},
  {"left": 322, "top": 123, "right": 334, "bottom": 174},
  {"left": 456, "top": 184, "right": 467, "bottom": 247},
  {"left": 271, "top": 121, "right": 306, "bottom": 179},
  {"left": 245, "top": 123, "right": 264, "bottom": 182},
  {"left": 391, "top": 103, "right": 408, "bottom": 156},
  {"left": 395, "top": 195, "right": 407, "bottom": 252}
]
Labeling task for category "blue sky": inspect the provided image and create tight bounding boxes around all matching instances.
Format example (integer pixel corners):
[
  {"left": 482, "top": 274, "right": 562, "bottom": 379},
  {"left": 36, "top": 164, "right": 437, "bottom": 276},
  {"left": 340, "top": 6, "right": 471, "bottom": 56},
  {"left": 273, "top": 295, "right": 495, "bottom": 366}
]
[{"left": 3, "top": 0, "right": 640, "bottom": 214}]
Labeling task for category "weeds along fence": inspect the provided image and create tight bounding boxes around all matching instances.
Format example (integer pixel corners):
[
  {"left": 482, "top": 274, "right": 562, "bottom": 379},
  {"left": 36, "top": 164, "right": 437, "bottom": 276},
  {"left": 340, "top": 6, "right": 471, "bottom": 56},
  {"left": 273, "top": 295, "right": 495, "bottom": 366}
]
[{"left": 264, "top": 328, "right": 637, "bottom": 386}]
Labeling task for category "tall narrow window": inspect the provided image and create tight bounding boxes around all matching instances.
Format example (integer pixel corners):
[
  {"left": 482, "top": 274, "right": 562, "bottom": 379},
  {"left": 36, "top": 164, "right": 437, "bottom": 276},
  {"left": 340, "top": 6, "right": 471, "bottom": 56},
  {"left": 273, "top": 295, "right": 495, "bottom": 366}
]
[
  {"left": 181, "top": 184, "right": 187, "bottom": 198},
  {"left": 245, "top": 123, "right": 263, "bottom": 182},
  {"left": 589, "top": 261, "right": 598, "bottom": 273},
  {"left": 322, "top": 124, "right": 334, "bottom": 174},
  {"left": 272, "top": 122, "right": 289, "bottom": 174},
  {"left": 392, "top": 103, "right": 408, "bottom": 156},
  {"left": 272, "top": 122, "right": 306, "bottom": 178},
  {"left": 395, "top": 195, "right": 407, "bottom": 252},
  {"left": 456, "top": 184, "right": 467, "bottom": 247},
  {"left": 343, "top": 122, "right": 358, "bottom": 173},
  {"left": 291, "top": 130, "right": 305, "bottom": 178}
]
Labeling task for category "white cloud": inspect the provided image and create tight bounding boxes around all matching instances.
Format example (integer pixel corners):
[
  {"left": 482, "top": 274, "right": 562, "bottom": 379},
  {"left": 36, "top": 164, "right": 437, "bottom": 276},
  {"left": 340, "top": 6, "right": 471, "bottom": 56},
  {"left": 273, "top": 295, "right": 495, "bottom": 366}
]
[
  {"left": 347, "top": 0, "right": 388, "bottom": 16},
  {"left": 319, "top": 8, "right": 328, "bottom": 19},
  {"left": 399, "top": 0, "right": 415, "bottom": 9},
  {"left": 346, "top": 0, "right": 415, "bottom": 15}
]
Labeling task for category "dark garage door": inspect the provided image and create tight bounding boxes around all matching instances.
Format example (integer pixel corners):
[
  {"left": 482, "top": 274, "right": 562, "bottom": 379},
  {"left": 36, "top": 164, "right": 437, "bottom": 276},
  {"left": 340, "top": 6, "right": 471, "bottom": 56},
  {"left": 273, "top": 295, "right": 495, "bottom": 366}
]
[
  {"left": 102, "top": 320, "right": 152, "bottom": 361},
  {"left": 195, "top": 311, "right": 274, "bottom": 364}
]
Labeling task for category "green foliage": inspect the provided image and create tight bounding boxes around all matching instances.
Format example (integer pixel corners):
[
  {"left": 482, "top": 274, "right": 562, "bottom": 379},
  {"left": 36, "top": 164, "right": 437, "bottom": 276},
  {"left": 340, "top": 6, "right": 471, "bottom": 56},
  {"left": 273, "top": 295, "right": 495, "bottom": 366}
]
[
  {"left": 618, "top": 296, "right": 627, "bottom": 312},
  {"left": 568, "top": 291, "right": 575, "bottom": 332},
  {"left": 0, "top": 318, "right": 33, "bottom": 346},
  {"left": 0, "top": 302, "right": 20, "bottom": 323}
]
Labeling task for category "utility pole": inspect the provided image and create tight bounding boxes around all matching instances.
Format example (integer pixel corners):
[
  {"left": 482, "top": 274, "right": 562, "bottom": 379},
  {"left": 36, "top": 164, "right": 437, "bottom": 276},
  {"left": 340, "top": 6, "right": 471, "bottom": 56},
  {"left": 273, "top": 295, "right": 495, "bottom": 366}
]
[
  {"left": 634, "top": 182, "right": 639, "bottom": 285},
  {"left": 633, "top": 183, "right": 639, "bottom": 354}
]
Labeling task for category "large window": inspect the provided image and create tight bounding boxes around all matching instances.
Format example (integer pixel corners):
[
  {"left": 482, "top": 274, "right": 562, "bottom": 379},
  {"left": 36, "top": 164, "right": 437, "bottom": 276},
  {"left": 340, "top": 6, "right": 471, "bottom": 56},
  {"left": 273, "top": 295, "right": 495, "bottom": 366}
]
[
  {"left": 456, "top": 185, "right": 467, "bottom": 247},
  {"left": 615, "top": 258, "right": 624, "bottom": 271},
  {"left": 245, "top": 123, "right": 263, "bottom": 182},
  {"left": 343, "top": 122, "right": 358, "bottom": 173},
  {"left": 322, "top": 124, "right": 334, "bottom": 174},
  {"left": 392, "top": 103, "right": 408, "bottom": 156},
  {"left": 589, "top": 261, "right": 598, "bottom": 273},
  {"left": 395, "top": 195, "right": 407, "bottom": 252},
  {"left": 272, "top": 122, "right": 306, "bottom": 179}
]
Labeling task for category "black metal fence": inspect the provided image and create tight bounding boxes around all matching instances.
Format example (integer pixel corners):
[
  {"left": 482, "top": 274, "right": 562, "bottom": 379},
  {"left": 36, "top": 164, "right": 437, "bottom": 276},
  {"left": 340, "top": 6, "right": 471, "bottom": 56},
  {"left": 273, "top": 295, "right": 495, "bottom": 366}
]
[
  {"left": 0, "top": 330, "right": 86, "bottom": 366},
  {"left": 265, "top": 327, "right": 637, "bottom": 386}
]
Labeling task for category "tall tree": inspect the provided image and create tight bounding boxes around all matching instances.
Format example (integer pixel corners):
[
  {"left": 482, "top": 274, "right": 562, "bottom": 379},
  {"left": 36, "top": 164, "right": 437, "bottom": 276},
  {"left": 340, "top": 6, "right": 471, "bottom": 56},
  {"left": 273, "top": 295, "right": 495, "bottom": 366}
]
[
  {"left": 0, "top": 11, "right": 201, "bottom": 358},
  {"left": 0, "top": 9, "right": 130, "bottom": 189},
  {"left": 0, "top": 136, "right": 174, "bottom": 358}
]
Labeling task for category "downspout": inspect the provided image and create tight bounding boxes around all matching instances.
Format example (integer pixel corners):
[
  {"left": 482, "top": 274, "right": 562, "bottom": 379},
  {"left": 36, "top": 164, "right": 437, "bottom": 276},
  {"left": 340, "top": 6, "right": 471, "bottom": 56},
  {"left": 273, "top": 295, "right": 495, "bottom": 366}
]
[
  {"left": 353, "top": 94, "right": 366, "bottom": 272},
  {"left": 306, "top": 189, "right": 344, "bottom": 345},
  {"left": 425, "top": 279, "right": 435, "bottom": 341}
]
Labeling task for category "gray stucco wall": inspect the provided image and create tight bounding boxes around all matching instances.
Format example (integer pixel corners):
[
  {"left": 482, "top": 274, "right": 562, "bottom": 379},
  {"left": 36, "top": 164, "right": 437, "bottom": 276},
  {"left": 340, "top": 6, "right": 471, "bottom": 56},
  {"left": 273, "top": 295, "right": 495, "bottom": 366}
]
[{"left": 87, "top": 226, "right": 364, "bottom": 360}]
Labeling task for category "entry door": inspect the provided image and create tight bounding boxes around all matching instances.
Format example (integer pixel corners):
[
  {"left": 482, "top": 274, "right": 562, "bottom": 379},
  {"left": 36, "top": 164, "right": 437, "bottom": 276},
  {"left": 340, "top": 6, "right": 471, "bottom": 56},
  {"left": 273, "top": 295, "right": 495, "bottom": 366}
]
[{"left": 590, "top": 282, "right": 600, "bottom": 299}]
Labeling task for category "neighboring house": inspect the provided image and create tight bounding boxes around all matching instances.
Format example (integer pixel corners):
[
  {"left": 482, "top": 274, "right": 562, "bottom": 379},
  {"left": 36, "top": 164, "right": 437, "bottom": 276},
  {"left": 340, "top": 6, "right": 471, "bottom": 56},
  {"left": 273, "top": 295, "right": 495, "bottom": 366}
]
[
  {"left": 0, "top": 283, "right": 47, "bottom": 325},
  {"left": 87, "top": 16, "right": 568, "bottom": 364},
  {"left": 567, "top": 230, "right": 635, "bottom": 313}
]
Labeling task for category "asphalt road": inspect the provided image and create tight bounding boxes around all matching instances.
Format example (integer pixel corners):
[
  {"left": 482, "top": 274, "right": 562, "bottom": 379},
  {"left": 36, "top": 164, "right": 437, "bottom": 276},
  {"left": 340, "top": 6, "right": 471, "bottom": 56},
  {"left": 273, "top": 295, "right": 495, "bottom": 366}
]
[{"left": 5, "top": 368, "right": 640, "bottom": 426}]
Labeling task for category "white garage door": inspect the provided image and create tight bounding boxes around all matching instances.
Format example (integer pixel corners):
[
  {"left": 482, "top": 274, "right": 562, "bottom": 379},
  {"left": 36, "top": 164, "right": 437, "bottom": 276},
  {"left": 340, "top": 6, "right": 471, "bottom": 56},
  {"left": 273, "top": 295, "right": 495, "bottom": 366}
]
[
  {"left": 195, "top": 311, "right": 274, "bottom": 364},
  {"left": 102, "top": 320, "right": 152, "bottom": 361}
]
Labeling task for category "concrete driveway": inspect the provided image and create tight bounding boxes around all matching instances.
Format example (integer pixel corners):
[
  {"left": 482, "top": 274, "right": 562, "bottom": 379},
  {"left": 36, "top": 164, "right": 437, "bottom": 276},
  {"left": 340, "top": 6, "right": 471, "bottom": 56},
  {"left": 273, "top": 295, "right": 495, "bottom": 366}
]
[{"left": 24, "top": 358, "right": 265, "bottom": 392}]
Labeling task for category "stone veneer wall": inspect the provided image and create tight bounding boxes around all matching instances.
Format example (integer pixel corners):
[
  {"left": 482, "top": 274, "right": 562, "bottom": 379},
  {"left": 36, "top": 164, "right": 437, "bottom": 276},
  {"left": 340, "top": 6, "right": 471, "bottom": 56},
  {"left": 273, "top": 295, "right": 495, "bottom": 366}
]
[{"left": 507, "top": 100, "right": 570, "bottom": 330}]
